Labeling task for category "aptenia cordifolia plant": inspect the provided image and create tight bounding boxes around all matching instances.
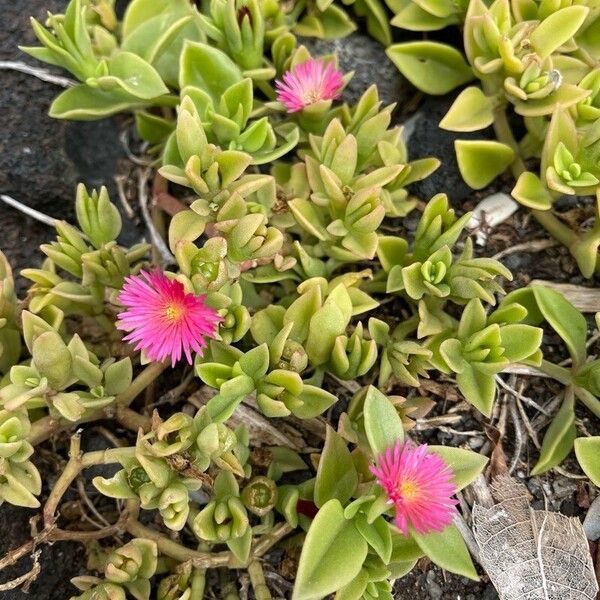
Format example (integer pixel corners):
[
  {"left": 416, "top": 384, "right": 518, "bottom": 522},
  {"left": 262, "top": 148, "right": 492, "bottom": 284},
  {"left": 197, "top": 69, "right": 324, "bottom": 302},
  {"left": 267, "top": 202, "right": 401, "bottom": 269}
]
[
  {"left": 0, "top": 0, "right": 597, "bottom": 598},
  {"left": 387, "top": 0, "right": 600, "bottom": 277}
]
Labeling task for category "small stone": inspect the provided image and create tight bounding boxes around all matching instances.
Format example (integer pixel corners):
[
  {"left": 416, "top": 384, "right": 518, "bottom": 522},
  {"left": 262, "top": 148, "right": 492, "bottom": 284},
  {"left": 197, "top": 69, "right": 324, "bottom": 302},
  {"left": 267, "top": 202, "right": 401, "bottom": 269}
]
[
  {"left": 426, "top": 570, "right": 443, "bottom": 600},
  {"left": 468, "top": 437, "right": 484, "bottom": 450},
  {"left": 583, "top": 495, "right": 600, "bottom": 541}
]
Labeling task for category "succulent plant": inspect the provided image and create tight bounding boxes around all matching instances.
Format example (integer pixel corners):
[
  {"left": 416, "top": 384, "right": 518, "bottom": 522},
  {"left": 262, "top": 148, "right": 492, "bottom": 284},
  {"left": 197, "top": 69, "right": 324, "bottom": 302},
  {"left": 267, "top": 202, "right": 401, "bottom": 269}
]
[
  {"left": 4, "top": 2, "right": 599, "bottom": 599},
  {"left": 387, "top": 0, "right": 600, "bottom": 277}
]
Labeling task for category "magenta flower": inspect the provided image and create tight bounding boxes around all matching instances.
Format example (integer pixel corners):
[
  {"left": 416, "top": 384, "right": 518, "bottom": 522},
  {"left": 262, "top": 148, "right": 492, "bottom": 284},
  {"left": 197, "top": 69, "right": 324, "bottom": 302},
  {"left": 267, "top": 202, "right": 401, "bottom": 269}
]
[
  {"left": 117, "top": 270, "right": 222, "bottom": 367},
  {"left": 370, "top": 441, "right": 457, "bottom": 536},
  {"left": 275, "top": 58, "right": 344, "bottom": 113}
]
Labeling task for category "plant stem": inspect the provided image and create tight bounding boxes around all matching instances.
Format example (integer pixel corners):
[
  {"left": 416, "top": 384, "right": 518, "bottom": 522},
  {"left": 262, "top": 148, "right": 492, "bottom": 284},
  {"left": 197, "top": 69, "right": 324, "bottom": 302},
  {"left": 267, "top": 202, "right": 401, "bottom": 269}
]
[
  {"left": 252, "top": 522, "right": 294, "bottom": 556},
  {"left": 125, "top": 516, "right": 234, "bottom": 569},
  {"left": 248, "top": 559, "right": 272, "bottom": 600},
  {"left": 43, "top": 434, "right": 136, "bottom": 527},
  {"left": 116, "top": 406, "right": 152, "bottom": 431},
  {"left": 535, "top": 360, "right": 573, "bottom": 385},
  {"left": 29, "top": 361, "right": 167, "bottom": 445},
  {"left": 574, "top": 386, "right": 600, "bottom": 417},
  {"left": 191, "top": 566, "right": 207, "bottom": 598},
  {"left": 117, "top": 361, "right": 169, "bottom": 406}
]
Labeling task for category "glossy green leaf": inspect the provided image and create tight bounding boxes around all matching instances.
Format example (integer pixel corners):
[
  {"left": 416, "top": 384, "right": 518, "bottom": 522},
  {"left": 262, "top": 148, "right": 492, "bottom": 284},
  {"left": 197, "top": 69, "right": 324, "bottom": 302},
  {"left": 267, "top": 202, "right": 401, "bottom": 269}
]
[
  {"left": 532, "top": 286, "right": 587, "bottom": 367},
  {"left": 440, "top": 87, "right": 494, "bottom": 132},
  {"left": 456, "top": 366, "right": 497, "bottom": 416},
  {"left": 315, "top": 426, "right": 358, "bottom": 508},
  {"left": 413, "top": 524, "right": 478, "bottom": 580},
  {"left": 179, "top": 41, "right": 242, "bottom": 104},
  {"left": 49, "top": 85, "right": 150, "bottom": 120},
  {"left": 530, "top": 6, "right": 589, "bottom": 59},
  {"left": 293, "top": 500, "right": 368, "bottom": 600},
  {"left": 574, "top": 437, "right": 600, "bottom": 486},
  {"left": 455, "top": 140, "right": 515, "bottom": 190},
  {"left": 386, "top": 42, "right": 473, "bottom": 95},
  {"left": 363, "top": 386, "right": 404, "bottom": 457},
  {"left": 512, "top": 171, "right": 553, "bottom": 210},
  {"left": 354, "top": 513, "right": 392, "bottom": 563},
  {"left": 531, "top": 390, "right": 576, "bottom": 475},
  {"left": 428, "top": 446, "right": 488, "bottom": 490}
]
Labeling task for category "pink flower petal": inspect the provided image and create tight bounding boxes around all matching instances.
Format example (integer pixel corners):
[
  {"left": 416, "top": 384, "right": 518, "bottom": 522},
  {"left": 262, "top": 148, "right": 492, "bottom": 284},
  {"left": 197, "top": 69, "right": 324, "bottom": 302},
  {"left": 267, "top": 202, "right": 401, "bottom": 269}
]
[
  {"left": 117, "top": 270, "right": 222, "bottom": 367},
  {"left": 275, "top": 58, "right": 344, "bottom": 113},
  {"left": 370, "top": 440, "right": 458, "bottom": 536}
]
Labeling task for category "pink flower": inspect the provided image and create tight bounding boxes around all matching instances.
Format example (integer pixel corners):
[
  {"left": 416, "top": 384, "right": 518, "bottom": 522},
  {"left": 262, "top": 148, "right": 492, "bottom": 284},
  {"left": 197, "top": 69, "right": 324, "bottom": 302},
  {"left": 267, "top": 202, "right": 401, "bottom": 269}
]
[
  {"left": 117, "top": 270, "right": 221, "bottom": 367},
  {"left": 275, "top": 58, "right": 344, "bottom": 113},
  {"left": 370, "top": 441, "right": 457, "bottom": 536}
]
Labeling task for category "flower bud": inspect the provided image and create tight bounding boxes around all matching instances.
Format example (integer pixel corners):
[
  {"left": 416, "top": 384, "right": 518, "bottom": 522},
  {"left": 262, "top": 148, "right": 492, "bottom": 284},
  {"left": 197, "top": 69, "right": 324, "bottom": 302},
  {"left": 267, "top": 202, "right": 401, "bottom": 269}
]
[
  {"left": 72, "top": 582, "right": 126, "bottom": 600},
  {"left": 157, "top": 562, "right": 192, "bottom": 600},
  {"left": 158, "top": 483, "right": 190, "bottom": 531},
  {"left": 105, "top": 539, "right": 157, "bottom": 584},
  {"left": 0, "top": 411, "right": 33, "bottom": 463},
  {"left": 241, "top": 476, "right": 278, "bottom": 516}
]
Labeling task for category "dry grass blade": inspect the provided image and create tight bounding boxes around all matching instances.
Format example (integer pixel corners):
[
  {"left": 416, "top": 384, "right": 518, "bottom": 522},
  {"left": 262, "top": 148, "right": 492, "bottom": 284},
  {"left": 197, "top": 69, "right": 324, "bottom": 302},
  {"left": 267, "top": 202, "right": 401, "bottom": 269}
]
[
  {"left": 0, "top": 60, "right": 75, "bottom": 87},
  {"left": 472, "top": 475, "right": 598, "bottom": 600},
  {"left": 0, "top": 194, "right": 59, "bottom": 227}
]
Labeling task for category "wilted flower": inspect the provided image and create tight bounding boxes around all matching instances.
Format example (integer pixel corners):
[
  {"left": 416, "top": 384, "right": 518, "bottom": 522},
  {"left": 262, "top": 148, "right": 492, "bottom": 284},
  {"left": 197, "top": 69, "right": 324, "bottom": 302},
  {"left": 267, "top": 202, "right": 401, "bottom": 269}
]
[
  {"left": 275, "top": 58, "right": 343, "bottom": 113},
  {"left": 370, "top": 441, "right": 457, "bottom": 536},
  {"left": 117, "top": 270, "right": 221, "bottom": 366}
]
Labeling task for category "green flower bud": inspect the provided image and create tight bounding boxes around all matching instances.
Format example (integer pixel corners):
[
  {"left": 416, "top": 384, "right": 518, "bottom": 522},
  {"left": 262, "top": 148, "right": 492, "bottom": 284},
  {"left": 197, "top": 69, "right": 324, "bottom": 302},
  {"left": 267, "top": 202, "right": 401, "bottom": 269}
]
[
  {"left": 105, "top": 538, "right": 158, "bottom": 585},
  {"left": 577, "top": 68, "right": 600, "bottom": 121},
  {"left": 278, "top": 339, "right": 309, "bottom": 372},
  {"left": 217, "top": 304, "right": 252, "bottom": 344},
  {"left": 329, "top": 323, "right": 378, "bottom": 380},
  {"left": 241, "top": 476, "right": 278, "bottom": 516},
  {"left": 0, "top": 411, "right": 33, "bottom": 463},
  {"left": 127, "top": 466, "right": 151, "bottom": 493},
  {"left": 158, "top": 483, "right": 190, "bottom": 531},
  {"left": 149, "top": 413, "right": 195, "bottom": 457},
  {"left": 32, "top": 331, "right": 72, "bottom": 390},
  {"left": 195, "top": 422, "right": 244, "bottom": 476},
  {"left": 71, "top": 581, "right": 127, "bottom": 600},
  {"left": 421, "top": 260, "right": 447, "bottom": 284},
  {"left": 157, "top": 562, "right": 192, "bottom": 600},
  {"left": 193, "top": 472, "right": 249, "bottom": 542},
  {"left": 550, "top": 142, "right": 599, "bottom": 189},
  {"left": 75, "top": 184, "right": 122, "bottom": 249},
  {"left": 196, "top": 422, "right": 236, "bottom": 457}
]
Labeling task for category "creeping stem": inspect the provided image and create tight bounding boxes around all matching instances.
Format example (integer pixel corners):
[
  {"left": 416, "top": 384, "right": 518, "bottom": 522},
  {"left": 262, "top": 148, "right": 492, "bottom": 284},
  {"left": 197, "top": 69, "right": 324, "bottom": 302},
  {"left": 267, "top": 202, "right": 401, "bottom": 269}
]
[
  {"left": 248, "top": 559, "right": 272, "bottom": 600},
  {"left": 29, "top": 360, "right": 167, "bottom": 445},
  {"left": 43, "top": 434, "right": 136, "bottom": 528}
]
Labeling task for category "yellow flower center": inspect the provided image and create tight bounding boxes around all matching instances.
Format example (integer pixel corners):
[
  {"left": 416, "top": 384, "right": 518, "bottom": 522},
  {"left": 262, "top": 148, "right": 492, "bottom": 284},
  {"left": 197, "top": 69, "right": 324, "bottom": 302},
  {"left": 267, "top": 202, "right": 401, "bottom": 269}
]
[
  {"left": 164, "top": 303, "right": 184, "bottom": 321},
  {"left": 399, "top": 480, "right": 419, "bottom": 501}
]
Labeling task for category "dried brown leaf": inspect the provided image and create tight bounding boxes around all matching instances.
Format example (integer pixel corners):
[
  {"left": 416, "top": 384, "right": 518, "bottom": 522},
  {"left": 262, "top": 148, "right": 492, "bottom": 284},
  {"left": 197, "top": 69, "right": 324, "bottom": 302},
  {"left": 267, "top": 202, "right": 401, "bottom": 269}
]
[{"left": 473, "top": 475, "right": 598, "bottom": 600}]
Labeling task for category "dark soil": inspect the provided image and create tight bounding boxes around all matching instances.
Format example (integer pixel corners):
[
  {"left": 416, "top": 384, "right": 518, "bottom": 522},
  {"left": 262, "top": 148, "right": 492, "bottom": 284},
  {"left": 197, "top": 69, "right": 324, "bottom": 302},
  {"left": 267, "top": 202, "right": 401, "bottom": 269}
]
[
  {"left": 0, "top": 505, "right": 87, "bottom": 600},
  {"left": 1, "top": 2, "right": 598, "bottom": 600}
]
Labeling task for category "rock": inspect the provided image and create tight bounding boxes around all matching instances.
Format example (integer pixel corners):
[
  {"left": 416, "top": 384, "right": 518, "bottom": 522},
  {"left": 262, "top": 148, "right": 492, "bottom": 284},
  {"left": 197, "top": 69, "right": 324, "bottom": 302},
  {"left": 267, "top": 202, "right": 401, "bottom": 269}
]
[
  {"left": 404, "top": 93, "right": 496, "bottom": 206},
  {"left": 297, "top": 33, "right": 410, "bottom": 107},
  {"left": 583, "top": 495, "right": 600, "bottom": 541}
]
